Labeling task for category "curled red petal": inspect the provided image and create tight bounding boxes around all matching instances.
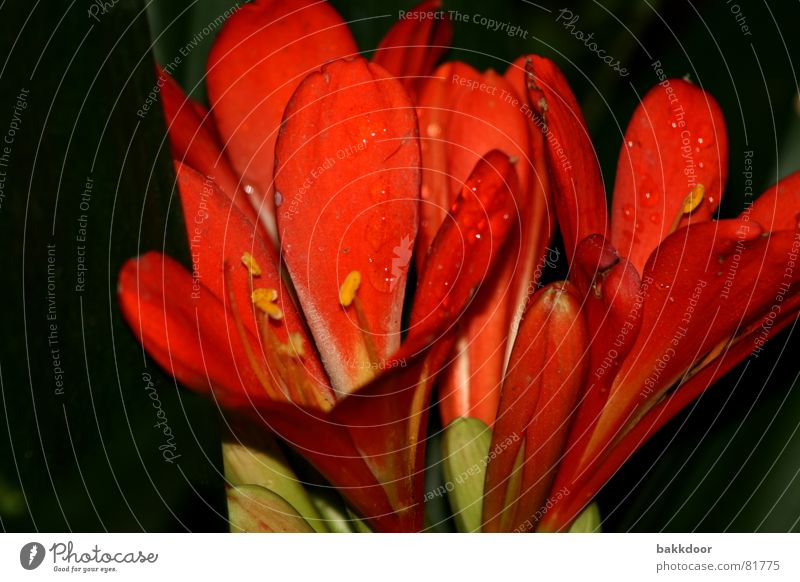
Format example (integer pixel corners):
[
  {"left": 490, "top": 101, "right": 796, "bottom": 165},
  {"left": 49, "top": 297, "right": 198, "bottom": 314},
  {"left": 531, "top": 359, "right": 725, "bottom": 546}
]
[
  {"left": 611, "top": 79, "right": 728, "bottom": 274},
  {"left": 482, "top": 282, "right": 588, "bottom": 532},
  {"left": 175, "top": 163, "right": 332, "bottom": 403},
  {"left": 275, "top": 57, "right": 420, "bottom": 394},
  {"left": 207, "top": 0, "right": 358, "bottom": 234},
  {"left": 429, "top": 69, "right": 536, "bottom": 426},
  {"left": 525, "top": 55, "right": 608, "bottom": 260},
  {"left": 748, "top": 171, "right": 800, "bottom": 232},
  {"left": 579, "top": 220, "right": 800, "bottom": 475},
  {"left": 118, "top": 252, "right": 266, "bottom": 407},
  {"left": 416, "top": 61, "right": 482, "bottom": 269},
  {"left": 542, "top": 291, "right": 800, "bottom": 532},
  {"left": 408, "top": 150, "right": 518, "bottom": 353},
  {"left": 158, "top": 67, "right": 255, "bottom": 223},
  {"left": 552, "top": 235, "right": 642, "bottom": 490},
  {"left": 372, "top": 0, "right": 452, "bottom": 100}
]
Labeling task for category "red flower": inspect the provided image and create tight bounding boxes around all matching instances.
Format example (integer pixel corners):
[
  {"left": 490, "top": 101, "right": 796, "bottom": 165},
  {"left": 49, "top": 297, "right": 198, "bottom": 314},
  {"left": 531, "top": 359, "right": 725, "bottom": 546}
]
[
  {"left": 117, "top": 0, "right": 515, "bottom": 532},
  {"left": 118, "top": 1, "right": 800, "bottom": 533},
  {"left": 477, "top": 57, "right": 800, "bottom": 531}
]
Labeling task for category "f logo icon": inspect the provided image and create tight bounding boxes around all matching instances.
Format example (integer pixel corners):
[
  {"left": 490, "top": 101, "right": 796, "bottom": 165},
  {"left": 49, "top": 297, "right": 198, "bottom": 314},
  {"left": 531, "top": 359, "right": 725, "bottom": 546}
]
[{"left": 20, "top": 542, "right": 45, "bottom": 570}]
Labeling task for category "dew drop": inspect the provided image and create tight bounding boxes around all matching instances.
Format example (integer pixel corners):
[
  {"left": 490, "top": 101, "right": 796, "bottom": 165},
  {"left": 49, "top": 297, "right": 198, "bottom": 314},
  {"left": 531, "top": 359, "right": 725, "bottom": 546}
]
[
  {"left": 671, "top": 122, "right": 677, "bottom": 129},
  {"left": 627, "top": 140, "right": 634, "bottom": 148},
  {"left": 367, "top": 263, "right": 396, "bottom": 294},
  {"left": 649, "top": 212, "right": 660, "bottom": 224},
  {"left": 622, "top": 204, "right": 634, "bottom": 220},
  {"left": 370, "top": 182, "right": 390, "bottom": 203},
  {"left": 427, "top": 123, "right": 442, "bottom": 138},
  {"left": 641, "top": 190, "right": 659, "bottom": 207},
  {"left": 274, "top": 190, "right": 283, "bottom": 207},
  {"left": 366, "top": 214, "right": 389, "bottom": 251}
]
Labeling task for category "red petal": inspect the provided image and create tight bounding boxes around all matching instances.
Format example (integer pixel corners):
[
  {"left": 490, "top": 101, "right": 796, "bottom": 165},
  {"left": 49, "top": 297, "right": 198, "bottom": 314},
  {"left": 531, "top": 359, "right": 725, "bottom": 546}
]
[
  {"left": 175, "top": 163, "right": 332, "bottom": 403},
  {"left": 577, "top": 221, "right": 799, "bottom": 475},
  {"left": 206, "top": 0, "right": 358, "bottom": 233},
  {"left": 158, "top": 68, "right": 255, "bottom": 223},
  {"left": 416, "top": 61, "right": 482, "bottom": 269},
  {"left": 524, "top": 55, "right": 608, "bottom": 260},
  {"left": 541, "top": 291, "right": 800, "bottom": 532},
  {"left": 552, "top": 235, "right": 642, "bottom": 490},
  {"left": 482, "top": 282, "right": 588, "bottom": 532},
  {"left": 611, "top": 79, "right": 728, "bottom": 274},
  {"left": 118, "top": 252, "right": 266, "bottom": 407},
  {"left": 749, "top": 171, "right": 800, "bottom": 232},
  {"left": 274, "top": 58, "right": 420, "bottom": 394},
  {"left": 372, "top": 0, "right": 452, "bottom": 100},
  {"left": 427, "top": 68, "right": 538, "bottom": 426},
  {"left": 408, "top": 150, "right": 518, "bottom": 353}
]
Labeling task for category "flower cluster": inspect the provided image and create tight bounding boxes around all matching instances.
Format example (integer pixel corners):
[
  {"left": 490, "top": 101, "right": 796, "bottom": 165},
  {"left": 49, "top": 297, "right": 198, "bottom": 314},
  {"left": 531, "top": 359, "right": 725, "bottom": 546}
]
[{"left": 118, "top": 0, "right": 800, "bottom": 532}]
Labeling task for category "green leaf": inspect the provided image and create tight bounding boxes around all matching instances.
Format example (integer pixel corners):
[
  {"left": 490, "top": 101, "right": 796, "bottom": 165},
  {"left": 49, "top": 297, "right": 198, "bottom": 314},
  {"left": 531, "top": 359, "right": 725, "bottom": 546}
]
[
  {"left": 227, "top": 485, "right": 314, "bottom": 533},
  {"left": 569, "top": 503, "right": 602, "bottom": 533},
  {"left": 442, "top": 417, "right": 492, "bottom": 533}
]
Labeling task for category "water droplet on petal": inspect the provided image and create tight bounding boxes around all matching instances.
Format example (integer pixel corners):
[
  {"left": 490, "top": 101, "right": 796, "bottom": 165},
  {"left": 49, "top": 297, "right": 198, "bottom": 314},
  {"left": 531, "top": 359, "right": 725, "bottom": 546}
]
[
  {"left": 649, "top": 213, "right": 660, "bottom": 224},
  {"left": 370, "top": 182, "right": 389, "bottom": 203},
  {"left": 626, "top": 140, "right": 634, "bottom": 148},
  {"left": 366, "top": 214, "right": 389, "bottom": 251},
  {"left": 427, "top": 123, "right": 442, "bottom": 138},
  {"left": 274, "top": 190, "right": 283, "bottom": 207},
  {"left": 622, "top": 204, "right": 634, "bottom": 220}
]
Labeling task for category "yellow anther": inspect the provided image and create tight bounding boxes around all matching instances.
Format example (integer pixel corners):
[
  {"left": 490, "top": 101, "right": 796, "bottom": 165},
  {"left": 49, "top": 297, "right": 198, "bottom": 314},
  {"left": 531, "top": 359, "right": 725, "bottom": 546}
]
[
  {"left": 241, "top": 252, "right": 262, "bottom": 276},
  {"left": 278, "top": 332, "right": 306, "bottom": 359},
  {"left": 682, "top": 184, "right": 705, "bottom": 214},
  {"left": 339, "top": 270, "right": 361, "bottom": 307},
  {"left": 252, "top": 288, "right": 283, "bottom": 320}
]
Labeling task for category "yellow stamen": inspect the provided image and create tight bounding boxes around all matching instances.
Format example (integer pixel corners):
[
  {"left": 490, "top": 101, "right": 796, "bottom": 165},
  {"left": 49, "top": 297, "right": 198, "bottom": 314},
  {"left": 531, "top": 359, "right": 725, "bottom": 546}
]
[
  {"left": 339, "top": 270, "right": 361, "bottom": 307},
  {"left": 252, "top": 288, "right": 283, "bottom": 320},
  {"left": 241, "top": 252, "right": 262, "bottom": 276},
  {"left": 278, "top": 332, "right": 306, "bottom": 359},
  {"left": 681, "top": 183, "right": 705, "bottom": 214},
  {"left": 669, "top": 183, "right": 706, "bottom": 234}
]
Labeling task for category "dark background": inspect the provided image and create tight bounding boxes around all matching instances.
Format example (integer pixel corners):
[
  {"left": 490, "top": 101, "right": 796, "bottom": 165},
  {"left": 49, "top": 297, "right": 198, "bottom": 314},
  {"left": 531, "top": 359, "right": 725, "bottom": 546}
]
[{"left": 1, "top": 0, "right": 798, "bottom": 532}]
